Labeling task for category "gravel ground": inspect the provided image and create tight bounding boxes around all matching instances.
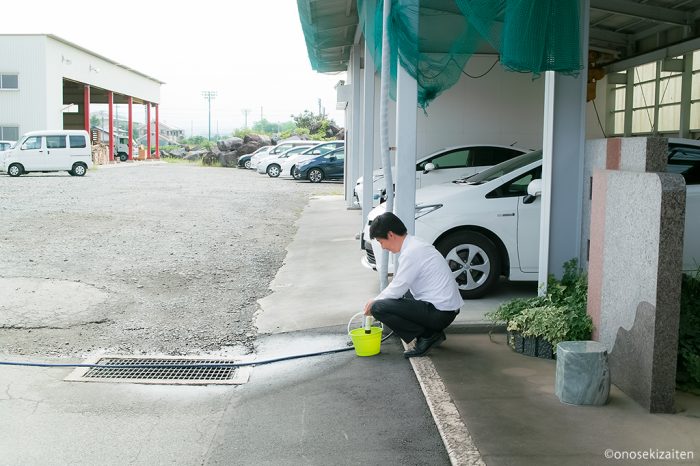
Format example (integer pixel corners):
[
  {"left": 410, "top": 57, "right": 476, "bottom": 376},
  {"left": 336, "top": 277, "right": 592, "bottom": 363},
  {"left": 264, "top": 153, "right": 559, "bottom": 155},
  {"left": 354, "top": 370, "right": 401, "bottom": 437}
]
[{"left": 0, "top": 162, "right": 343, "bottom": 358}]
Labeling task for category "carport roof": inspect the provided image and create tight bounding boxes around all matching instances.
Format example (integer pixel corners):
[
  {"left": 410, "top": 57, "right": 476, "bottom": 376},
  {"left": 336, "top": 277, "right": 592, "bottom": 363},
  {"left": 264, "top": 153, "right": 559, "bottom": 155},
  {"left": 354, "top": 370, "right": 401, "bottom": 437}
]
[{"left": 297, "top": 0, "right": 700, "bottom": 73}]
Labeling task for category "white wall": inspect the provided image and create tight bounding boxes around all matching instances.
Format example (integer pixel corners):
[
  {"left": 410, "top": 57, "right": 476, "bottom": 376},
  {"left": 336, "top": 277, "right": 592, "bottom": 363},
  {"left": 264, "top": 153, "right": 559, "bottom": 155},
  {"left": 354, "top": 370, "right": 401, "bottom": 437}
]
[
  {"left": 0, "top": 36, "right": 49, "bottom": 135},
  {"left": 46, "top": 36, "right": 161, "bottom": 105},
  {"left": 0, "top": 35, "right": 161, "bottom": 135},
  {"left": 363, "top": 55, "right": 608, "bottom": 169}
]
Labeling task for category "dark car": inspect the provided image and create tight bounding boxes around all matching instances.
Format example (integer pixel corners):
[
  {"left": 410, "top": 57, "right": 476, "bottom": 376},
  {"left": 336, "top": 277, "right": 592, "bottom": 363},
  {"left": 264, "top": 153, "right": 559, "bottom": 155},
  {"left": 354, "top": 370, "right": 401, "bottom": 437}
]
[{"left": 296, "top": 147, "right": 345, "bottom": 183}]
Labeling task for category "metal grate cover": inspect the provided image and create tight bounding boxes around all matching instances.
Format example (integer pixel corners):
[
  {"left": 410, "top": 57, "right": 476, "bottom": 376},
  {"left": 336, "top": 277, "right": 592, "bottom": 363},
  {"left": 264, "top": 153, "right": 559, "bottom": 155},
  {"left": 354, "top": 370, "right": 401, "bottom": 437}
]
[{"left": 65, "top": 355, "right": 251, "bottom": 385}]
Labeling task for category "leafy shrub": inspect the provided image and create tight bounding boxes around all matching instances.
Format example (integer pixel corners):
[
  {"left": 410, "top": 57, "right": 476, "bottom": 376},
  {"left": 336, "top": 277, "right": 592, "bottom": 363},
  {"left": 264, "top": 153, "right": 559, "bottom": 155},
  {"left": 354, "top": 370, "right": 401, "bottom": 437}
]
[
  {"left": 488, "top": 259, "right": 592, "bottom": 353},
  {"left": 678, "top": 271, "right": 700, "bottom": 393}
]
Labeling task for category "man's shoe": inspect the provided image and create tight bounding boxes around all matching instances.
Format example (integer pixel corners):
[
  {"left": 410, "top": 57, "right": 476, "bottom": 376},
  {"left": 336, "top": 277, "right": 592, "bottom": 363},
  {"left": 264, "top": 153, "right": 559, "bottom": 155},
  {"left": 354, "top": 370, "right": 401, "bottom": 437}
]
[{"left": 403, "top": 331, "right": 446, "bottom": 358}]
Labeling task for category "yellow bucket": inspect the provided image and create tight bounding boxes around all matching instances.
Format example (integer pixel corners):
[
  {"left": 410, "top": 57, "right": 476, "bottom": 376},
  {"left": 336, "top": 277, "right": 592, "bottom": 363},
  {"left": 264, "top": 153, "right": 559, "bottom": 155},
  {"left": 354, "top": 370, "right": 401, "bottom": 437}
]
[{"left": 349, "top": 326, "right": 383, "bottom": 356}]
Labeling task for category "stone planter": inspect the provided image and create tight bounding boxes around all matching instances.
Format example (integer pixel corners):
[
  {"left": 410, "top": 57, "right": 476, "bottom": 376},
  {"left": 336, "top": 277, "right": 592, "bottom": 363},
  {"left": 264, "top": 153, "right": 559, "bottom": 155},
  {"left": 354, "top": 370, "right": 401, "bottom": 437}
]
[
  {"left": 507, "top": 331, "right": 555, "bottom": 360},
  {"left": 507, "top": 331, "right": 524, "bottom": 352}
]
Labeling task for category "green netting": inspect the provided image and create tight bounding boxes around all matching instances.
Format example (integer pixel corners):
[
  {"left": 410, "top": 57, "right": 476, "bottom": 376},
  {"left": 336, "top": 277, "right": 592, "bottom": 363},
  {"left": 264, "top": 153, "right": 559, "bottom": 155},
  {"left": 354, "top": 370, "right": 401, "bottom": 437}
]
[
  {"left": 359, "top": 0, "right": 485, "bottom": 108},
  {"left": 357, "top": 0, "right": 582, "bottom": 109},
  {"left": 456, "top": 0, "right": 582, "bottom": 76}
]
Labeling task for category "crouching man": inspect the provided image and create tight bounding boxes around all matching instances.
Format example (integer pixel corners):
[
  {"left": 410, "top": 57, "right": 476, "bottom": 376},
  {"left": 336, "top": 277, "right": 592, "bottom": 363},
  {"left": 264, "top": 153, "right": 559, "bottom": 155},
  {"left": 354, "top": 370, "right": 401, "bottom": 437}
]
[{"left": 363, "top": 212, "right": 463, "bottom": 358}]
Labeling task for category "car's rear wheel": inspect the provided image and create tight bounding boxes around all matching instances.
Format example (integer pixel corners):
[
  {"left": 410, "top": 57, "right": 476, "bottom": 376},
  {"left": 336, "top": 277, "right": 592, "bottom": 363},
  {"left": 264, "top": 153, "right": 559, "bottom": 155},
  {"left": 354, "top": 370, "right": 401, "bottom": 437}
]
[
  {"left": 71, "top": 163, "right": 87, "bottom": 176},
  {"left": 118, "top": 153, "right": 128, "bottom": 162},
  {"left": 7, "top": 163, "right": 23, "bottom": 177},
  {"left": 435, "top": 231, "right": 500, "bottom": 299},
  {"left": 267, "top": 164, "right": 281, "bottom": 177},
  {"left": 308, "top": 168, "right": 324, "bottom": 183}
]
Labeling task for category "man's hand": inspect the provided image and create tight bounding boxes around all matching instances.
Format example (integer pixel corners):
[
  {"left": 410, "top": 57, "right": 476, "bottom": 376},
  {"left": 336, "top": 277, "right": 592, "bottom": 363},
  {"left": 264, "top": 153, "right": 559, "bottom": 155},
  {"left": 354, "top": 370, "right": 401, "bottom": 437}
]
[{"left": 363, "top": 299, "right": 374, "bottom": 316}]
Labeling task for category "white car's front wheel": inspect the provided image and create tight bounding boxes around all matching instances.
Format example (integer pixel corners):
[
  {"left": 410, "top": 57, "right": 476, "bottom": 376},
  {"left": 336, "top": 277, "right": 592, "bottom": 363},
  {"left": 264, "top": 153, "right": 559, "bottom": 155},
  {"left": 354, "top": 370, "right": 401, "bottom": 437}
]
[
  {"left": 267, "top": 164, "right": 281, "bottom": 177},
  {"left": 71, "top": 163, "right": 87, "bottom": 176},
  {"left": 436, "top": 231, "right": 500, "bottom": 299},
  {"left": 7, "top": 163, "right": 23, "bottom": 177}
]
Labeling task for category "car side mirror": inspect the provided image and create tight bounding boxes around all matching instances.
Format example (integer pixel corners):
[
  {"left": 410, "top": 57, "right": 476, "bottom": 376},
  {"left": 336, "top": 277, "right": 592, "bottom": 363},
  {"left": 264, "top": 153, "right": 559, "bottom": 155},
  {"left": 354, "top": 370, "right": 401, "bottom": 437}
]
[
  {"left": 423, "top": 162, "right": 435, "bottom": 174},
  {"left": 329, "top": 156, "right": 336, "bottom": 161},
  {"left": 523, "top": 179, "right": 542, "bottom": 204}
]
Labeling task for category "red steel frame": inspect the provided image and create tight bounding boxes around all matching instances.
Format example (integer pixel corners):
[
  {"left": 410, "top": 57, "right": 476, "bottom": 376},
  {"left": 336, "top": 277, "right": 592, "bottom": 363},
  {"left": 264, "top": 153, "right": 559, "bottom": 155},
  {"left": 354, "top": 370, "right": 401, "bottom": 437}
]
[
  {"left": 108, "top": 91, "right": 114, "bottom": 162},
  {"left": 147, "top": 103, "right": 152, "bottom": 159},
  {"left": 128, "top": 96, "right": 133, "bottom": 161},
  {"left": 155, "top": 104, "right": 160, "bottom": 159},
  {"left": 83, "top": 85, "right": 90, "bottom": 132}
]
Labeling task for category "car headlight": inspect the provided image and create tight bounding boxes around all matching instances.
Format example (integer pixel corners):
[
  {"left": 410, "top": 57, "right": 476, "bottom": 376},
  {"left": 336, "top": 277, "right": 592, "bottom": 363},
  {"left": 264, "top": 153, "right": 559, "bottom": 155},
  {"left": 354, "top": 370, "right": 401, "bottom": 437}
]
[{"left": 414, "top": 204, "right": 443, "bottom": 219}]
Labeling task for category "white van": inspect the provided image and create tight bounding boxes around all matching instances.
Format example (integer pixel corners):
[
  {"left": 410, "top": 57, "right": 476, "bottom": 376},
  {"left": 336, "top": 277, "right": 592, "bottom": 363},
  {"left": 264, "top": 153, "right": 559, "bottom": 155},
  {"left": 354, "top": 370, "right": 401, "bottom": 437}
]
[{"left": 1, "top": 130, "right": 92, "bottom": 177}]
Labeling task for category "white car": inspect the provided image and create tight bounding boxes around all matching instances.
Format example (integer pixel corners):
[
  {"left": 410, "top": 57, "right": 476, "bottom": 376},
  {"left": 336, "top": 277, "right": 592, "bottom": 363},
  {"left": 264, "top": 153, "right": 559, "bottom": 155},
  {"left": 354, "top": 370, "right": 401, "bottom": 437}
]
[
  {"left": 353, "top": 144, "right": 527, "bottom": 208},
  {"left": 281, "top": 141, "right": 345, "bottom": 179},
  {"left": 251, "top": 140, "right": 324, "bottom": 170},
  {"left": 257, "top": 145, "right": 314, "bottom": 177},
  {"left": 362, "top": 144, "right": 700, "bottom": 299},
  {"left": 2, "top": 130, "right": 92, "bottom": 177},
  {"left": 240, "top": 145, "right": 272, "bottom": 169}
]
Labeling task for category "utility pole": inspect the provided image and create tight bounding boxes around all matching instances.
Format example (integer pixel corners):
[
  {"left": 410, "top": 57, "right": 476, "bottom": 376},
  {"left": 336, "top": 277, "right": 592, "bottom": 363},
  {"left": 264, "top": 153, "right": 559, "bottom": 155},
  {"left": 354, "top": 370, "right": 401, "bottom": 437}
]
[
  {"left": 242, "top": 109, "right": 251, "bottom": 128},
  {"left": 201, "top": 91, "right": 217, "bottom": 140},
  {"left": 318, "top": 98, "right": 322, "bottom": 116}
]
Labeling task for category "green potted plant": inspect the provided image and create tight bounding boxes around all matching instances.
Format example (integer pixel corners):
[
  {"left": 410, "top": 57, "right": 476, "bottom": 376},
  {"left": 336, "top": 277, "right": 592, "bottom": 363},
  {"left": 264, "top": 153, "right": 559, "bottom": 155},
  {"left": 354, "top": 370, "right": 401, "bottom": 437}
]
[{"left": 487, "top": 259, "right": 593, "bottom": 359}]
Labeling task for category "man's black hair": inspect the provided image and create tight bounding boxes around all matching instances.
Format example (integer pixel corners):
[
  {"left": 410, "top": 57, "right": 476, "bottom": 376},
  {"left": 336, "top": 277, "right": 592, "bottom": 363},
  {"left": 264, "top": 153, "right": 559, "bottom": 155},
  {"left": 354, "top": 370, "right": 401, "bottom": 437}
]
[{"left": 369, "top": 212, "right": 408, "bottom": 239}]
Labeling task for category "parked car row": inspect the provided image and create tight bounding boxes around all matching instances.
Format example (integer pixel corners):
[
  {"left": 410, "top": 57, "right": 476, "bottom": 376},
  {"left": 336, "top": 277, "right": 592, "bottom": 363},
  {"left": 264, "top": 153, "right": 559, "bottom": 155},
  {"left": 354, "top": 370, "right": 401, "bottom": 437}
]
[
  {"left": 362, "top": 139, "right": 700, "bottom": 299},
  {"left": 353, "top": 144, "right": 529, "bottom": 208},
  {"left": 244, "top": 140, "right": 346, "bottom": 183}
]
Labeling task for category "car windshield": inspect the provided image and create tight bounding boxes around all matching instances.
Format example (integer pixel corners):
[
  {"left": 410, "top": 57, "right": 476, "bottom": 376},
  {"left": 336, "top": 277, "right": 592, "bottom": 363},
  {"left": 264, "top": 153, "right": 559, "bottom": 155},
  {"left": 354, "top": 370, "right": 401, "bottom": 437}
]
[{"left": 454, "top": 150, "right": 542, "bottom": 184}]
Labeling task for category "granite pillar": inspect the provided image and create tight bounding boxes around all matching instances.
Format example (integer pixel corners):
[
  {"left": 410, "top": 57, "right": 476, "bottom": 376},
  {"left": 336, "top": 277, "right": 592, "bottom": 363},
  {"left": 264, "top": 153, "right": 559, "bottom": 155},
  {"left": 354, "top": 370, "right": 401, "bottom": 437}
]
[{"left": 587, "top": 167, "right": 685, "bottom": 413}]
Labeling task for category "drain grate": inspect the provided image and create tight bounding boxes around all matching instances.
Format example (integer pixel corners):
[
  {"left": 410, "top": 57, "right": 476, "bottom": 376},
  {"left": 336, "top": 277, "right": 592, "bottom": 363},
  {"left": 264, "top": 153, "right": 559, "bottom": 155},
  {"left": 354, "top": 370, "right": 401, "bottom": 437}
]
[{"left": 65, "top": 355, "right": 251, "bottom": 385}]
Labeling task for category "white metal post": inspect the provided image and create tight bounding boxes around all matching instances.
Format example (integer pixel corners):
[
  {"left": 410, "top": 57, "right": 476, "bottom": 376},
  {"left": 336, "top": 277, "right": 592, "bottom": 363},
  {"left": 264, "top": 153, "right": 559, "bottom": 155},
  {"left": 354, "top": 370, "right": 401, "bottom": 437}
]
[
  {"left": 378, "top": 0, "right": 393, "bottom": 290},
  {"left": 347, "top": 45, "right": 363, "bottom": 208},
  {"left": 394, "top": 0, "right": 418, "bottom": 237},
  {"left": 538, "top": 0, "right": 589, "bottom": 293},
  {"left": 362, "top": 42, "right": 376, "bottom": 229}
]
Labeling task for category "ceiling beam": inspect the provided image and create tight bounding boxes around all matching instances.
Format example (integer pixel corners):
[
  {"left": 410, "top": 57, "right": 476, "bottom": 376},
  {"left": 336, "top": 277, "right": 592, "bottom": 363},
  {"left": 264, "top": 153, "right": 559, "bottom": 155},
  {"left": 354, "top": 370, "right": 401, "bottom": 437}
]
[
  {"left": 590, "top": 0, "right": 690, "bottom": 27},
  {"left": 589, "top": 27, "right": 630, "bottom": 46},
  {"left": 604, "top": 36, "right": 700, "bottom": 72}
]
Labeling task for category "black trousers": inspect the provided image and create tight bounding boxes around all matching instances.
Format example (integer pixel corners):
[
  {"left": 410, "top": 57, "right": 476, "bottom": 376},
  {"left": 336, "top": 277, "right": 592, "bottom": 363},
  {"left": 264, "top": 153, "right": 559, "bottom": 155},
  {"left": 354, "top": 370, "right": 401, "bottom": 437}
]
[{"left": 370, "top": 298, "right": 458, "bottom": 343}]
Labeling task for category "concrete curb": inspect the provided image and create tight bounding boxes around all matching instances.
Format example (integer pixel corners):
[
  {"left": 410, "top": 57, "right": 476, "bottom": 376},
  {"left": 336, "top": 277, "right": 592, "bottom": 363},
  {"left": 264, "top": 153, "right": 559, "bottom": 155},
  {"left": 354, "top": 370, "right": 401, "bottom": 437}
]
[{"left": 403, "top": 340, "right": 485, "bottom": 466}]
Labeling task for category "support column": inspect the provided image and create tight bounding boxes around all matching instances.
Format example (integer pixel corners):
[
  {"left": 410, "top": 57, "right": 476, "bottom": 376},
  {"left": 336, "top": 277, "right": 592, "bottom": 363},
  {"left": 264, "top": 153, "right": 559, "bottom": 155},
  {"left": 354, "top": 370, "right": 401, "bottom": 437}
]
[
  {"left": 679, "top": 52, "right": 693, "bottom": 139},
  {"left": 83, "top": 85, "right": 90, "bottom": 132},
  {"left": 394, "top": 0, "right": 418, "bottom": 235},
  {"left": 128, "top": 97, "right": 133, "bottom": 161},
  {"left": 147, "top": 103, "right": 152, "bottom": 160},
  {"left": 361, "top": 41, "right": 376, "bottom": 229},
  {"left": 347, "top": 45, "right": 362, "bottom": 209},
  {"left": 108, "top": 91, "right": 114, "bottom": 163},
  {"left": 538, "top": 0, "right": 589, "bottom": 290},
  {"left": 155, "top": 104, "right": 160, "bottom": 159}
]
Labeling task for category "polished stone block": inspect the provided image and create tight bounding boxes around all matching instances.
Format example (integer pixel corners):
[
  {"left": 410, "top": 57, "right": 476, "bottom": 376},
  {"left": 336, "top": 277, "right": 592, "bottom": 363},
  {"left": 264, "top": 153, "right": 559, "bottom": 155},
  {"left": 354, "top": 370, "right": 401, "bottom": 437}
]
[{"left": 555, "top": 341, "right": 610, "bottom": 406}]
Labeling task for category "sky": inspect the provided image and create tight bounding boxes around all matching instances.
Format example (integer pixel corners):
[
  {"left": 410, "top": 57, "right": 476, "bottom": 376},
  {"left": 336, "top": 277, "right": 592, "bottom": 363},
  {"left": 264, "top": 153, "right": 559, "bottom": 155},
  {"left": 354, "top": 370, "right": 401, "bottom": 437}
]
[{"left": 3, "top": 0, "right": 347, "bottom": 137}]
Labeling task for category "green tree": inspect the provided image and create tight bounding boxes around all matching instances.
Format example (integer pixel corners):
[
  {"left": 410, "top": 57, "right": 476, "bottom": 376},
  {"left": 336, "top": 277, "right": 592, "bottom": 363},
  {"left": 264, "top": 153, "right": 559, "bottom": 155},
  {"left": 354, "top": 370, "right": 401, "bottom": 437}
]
[
  {"left": 290, "top": 110, "right": 337, "bottom": 140},
  {"left": 90, "top": 115, "right": 101, "bottom": 128}
]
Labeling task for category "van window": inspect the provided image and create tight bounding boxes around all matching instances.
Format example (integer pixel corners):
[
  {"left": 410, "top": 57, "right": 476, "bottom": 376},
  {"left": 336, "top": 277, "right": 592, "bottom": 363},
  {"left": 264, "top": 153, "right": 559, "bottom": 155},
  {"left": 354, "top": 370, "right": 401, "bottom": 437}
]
[
  {"left": 69, "top": 135, "right": 87, "bottom": 148},
  {"left": 22, "top": 136, "right": 42, "bottom": 150},
  {"left": 46, "top": 135, "right": 67, "bottom": 149}
]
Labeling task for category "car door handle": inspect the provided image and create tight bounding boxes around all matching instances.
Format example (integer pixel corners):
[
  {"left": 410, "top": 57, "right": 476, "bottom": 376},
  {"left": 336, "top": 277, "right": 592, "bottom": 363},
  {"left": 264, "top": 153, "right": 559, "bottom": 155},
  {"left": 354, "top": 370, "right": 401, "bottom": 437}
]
[{"left": 497, "top": 213, "right": 515, "bottom": 217}]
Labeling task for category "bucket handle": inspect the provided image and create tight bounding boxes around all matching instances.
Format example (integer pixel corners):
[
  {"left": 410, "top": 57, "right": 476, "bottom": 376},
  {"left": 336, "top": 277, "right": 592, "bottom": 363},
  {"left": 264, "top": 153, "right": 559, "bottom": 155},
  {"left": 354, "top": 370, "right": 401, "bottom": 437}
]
[{"left": 347, "top": 312, "right": 383, "bottom": 335}]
